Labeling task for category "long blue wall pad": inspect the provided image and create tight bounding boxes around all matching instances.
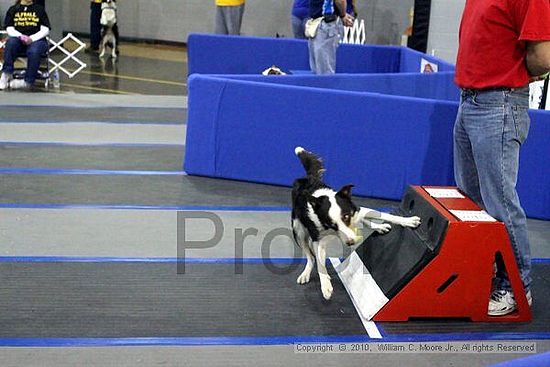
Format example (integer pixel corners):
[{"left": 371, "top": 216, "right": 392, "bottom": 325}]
[
  {"left": 220, "top": 72, "right": 460, "bottom": 102},
  {"left": 1, "top": 332, "right": 548, "bottom": 348},
  {"left": 184, "top": 74, "right": 550, "bottom": 220},
  {"left": 184, "top": 34, "right": 549, "bottom": 220},
  {"left": 187, "top": 33, "right": 455, "bottom": 75}
]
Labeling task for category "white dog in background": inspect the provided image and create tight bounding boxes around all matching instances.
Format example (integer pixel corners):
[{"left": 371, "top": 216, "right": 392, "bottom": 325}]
[{"left": 99, "top": 0, "right": 118, "bottom": 59}]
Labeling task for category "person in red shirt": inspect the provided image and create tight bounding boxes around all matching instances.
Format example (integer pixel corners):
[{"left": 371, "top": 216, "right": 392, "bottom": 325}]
[{"left": 454, "top": 0, "right": 550, "bottom": 316}]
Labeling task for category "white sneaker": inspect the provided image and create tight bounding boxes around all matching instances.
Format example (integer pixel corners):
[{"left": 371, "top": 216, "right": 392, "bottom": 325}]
[
  {"left": 488, "top": 289, "right": 532, "bottom": 316},
  {"left": 0, "top": 73, "right": 11, "bottom": 90},
  {"left": 9, "top": 79, "right": 30, "bottom": 90}
]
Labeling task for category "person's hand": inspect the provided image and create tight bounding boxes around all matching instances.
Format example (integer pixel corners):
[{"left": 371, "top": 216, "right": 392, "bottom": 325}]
[
  {"left": 342, "top": 13, "right": 355, "bottom": 27},
  {"left": 19, "top": 35, "right": 32, "bottom": 45}
]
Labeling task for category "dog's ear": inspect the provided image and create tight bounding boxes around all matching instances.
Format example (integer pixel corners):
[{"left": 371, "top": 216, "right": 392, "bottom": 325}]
[
  {"left": 309, "top": 195, "right": 328, "bottom": 211},
  {"left": 336, "top": 184, "right": 354, "bottom": 199}
]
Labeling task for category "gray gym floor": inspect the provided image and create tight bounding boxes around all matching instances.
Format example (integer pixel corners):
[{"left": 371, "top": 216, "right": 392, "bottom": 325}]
[{"left": 0, "top": 45, "right": 548, "bottom": 367}]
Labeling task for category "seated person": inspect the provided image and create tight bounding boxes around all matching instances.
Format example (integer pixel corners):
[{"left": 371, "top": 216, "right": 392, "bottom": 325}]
[{"left": 0, "top": 0, "right": 50, "bottom": 90}]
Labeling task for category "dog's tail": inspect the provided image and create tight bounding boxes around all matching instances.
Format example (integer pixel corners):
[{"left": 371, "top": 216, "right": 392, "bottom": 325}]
[{"left": 295, "top": 147, "right": 325, "bottom": 179}]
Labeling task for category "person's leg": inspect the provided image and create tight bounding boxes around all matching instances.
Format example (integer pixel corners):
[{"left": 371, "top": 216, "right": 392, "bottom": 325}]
[
  {"left": 292, "top": 15, "right": 306, "bottom": 39},
  {"left": 311, "top": 20, "right": 340, "bottom": 74},
  {"left": 1, "top": 37, "right": 24, "bottom": 75},
  {"left": 90, "top": 2, "right": 102, "bottom": 50},
  {"left": 308, "top": 34, "right": 319, "bottom": 73},
  {"left": 225, "top": 4, "right": 245, "bottom": 35},
  {"left": 453, "top": 91, "right": 484, "bottom": 208},
  {"left": 24, "top": 39, "right": 48, "bottom": 85},
  {"left": 214, "top": 6, "right": 228, "bottom": 35},
  {"left": 463, "top": 89, "right": 532, "bottom": 292},
  {"left": 1, "top": 37, "right": 23, "bottom": 89}
]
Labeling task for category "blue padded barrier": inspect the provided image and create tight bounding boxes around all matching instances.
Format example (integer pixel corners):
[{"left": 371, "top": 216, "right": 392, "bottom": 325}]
[
  {"left": 187, "top": 33, "right": 453, "bottom": 76},
  {"left": 399, "top": 47, "right": 456, "bottom": 73},
  {"left": 220, "top": 72, "right": 460, "bottom": 102},
  {"left": 184, "top": 34, "right": 548, "bottom": 219},
  {"left": 184, "top": 74, "right": 550, "bottom": 219},
  {"left": 518, "top": 110, "right": 550, "bottom": 220},
  {"left": 185, "top": 75, "right": 457, "bottom": 200},
  {"left": 188, "top": 34, "right": 309, "bottom": 76}
]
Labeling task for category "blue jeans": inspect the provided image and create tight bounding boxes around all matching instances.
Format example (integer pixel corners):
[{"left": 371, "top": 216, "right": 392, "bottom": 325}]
[
  {"left": 308, "top": 19, "right": 344, "bottom": 75},
  {"left": 215, "top": 4, "right": 245, "bottom": 35},
  {"left": 291, "top": 15, "right": 307, "bottom": 39},
  {"left": 2, "top": 37, "right": 48, "bottom": 85},
  {"left": 453, "top": 87, "right": 532, "bottom": 292}
]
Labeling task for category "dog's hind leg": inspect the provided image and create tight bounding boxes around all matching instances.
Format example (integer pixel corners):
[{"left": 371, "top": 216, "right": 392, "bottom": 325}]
[
  {"left": 111, "top": 36, "right": 117, "bottom": 59},
  {"left": 293, "top": 220, "right": 315, "bottom": 285},
  {"left": 99, "top": 39, "right": 106, "bottom": 58},
  {"left": 314, "top": 239, "right": 333, "bottom": 300}
]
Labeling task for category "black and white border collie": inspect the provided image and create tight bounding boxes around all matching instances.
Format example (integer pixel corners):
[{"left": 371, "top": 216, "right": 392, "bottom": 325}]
[
  {"left": 99, "top": 0, "right": 118, "bottom": 60},
  {"left": 291, "top": 147, "right": 421, "bottom": 300}
]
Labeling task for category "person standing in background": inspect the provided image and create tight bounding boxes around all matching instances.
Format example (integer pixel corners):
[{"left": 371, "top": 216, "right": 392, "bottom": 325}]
[
  {"left": 291, "top": 0, "right": 309, "bottom": 39},
  {"left": 454, "top": 0, "right": 550, "bottom": 316},
  {"left": 87, "top": 0, "right": 102, "bottom": 52},
  {"left": 308, "top": 0, "right": 354, "bottom": 74},
  {"left": 215, "top": 0, "right": 245, "bottom": 35}
]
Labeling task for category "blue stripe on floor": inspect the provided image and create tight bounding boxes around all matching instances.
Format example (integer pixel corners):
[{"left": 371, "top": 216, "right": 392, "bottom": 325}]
[
  {"left": 0, "top": 335, "right": 369, "bottom": 347},
  {"left": 0, "top": 105, "right": 186, "bottom": 109},
  {"left": 0, "top": 141, "right": 185, "bottom": 148},
  {"left": 2, "top": 256, "right": 546, "bottom": 264},
  {"left": 0, "top": 168, "right": 187, "bottom": 175},
  {"left": 0, "top": 121, "right": 184, "bottom": 126},
  {"left": 0, "top": 331, "right": 548, "bottom": 347},
  {"left": 0, "top": 204, "right": 291, "bottom": 211},
  {"left": 0, "top": 257, "right": 306, "bottom": 264}
]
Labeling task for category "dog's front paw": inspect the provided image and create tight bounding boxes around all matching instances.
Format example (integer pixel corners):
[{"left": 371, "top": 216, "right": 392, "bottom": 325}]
[
  {"left": 401, "top": 216, "right": 421, "bottom": 228},
  {"left": 372, "top": 222, "right": 392, "bottom": 234},
  {"left": 321, "top": 280, "right": 333, "bottom": 300},
  {"left": 297, "top": 270, "right": 311, "bottom": 284}
]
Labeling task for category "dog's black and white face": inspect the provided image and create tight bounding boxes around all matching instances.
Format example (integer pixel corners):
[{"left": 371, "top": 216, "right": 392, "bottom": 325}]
[{"left": 308, "top": 185, "right": 359, "bottom": 246}]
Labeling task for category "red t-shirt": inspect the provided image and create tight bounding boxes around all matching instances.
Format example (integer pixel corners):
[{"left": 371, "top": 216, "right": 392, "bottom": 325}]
[{"left": 455, "top": 0, "right": 550, "bottom": 89}]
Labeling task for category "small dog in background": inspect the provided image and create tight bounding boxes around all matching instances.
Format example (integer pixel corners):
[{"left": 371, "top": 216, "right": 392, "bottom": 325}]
[
  {"left": 262, "top": 65, "right": 288, "bottom": 75},
  {"left": 291, "top": 147, "right": 421, "bottom": 300},
  {"left": 99, "top": 0, "right": 118, "bottom": 59}
]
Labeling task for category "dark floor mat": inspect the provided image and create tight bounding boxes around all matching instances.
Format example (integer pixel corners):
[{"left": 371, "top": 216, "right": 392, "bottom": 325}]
[
  {"left": 380, "top": 263, "right": 550, "bottom": 335},
  {"left": 0, "top": 107, "right": 186, "bottom": 124},
  {"left": 0, "top": 144, "right": 184, "bottom": 171},
  {"left": 0, "top": 173, "right": 400, "bottom": 208},
  {"left": 0, "top": 261, "right": 365, "bottom": 338}
]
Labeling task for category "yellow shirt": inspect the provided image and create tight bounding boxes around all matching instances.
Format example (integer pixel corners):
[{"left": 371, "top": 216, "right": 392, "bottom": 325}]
[{"left": 216, "top": 0, "right": 245, "bottom": 6}]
